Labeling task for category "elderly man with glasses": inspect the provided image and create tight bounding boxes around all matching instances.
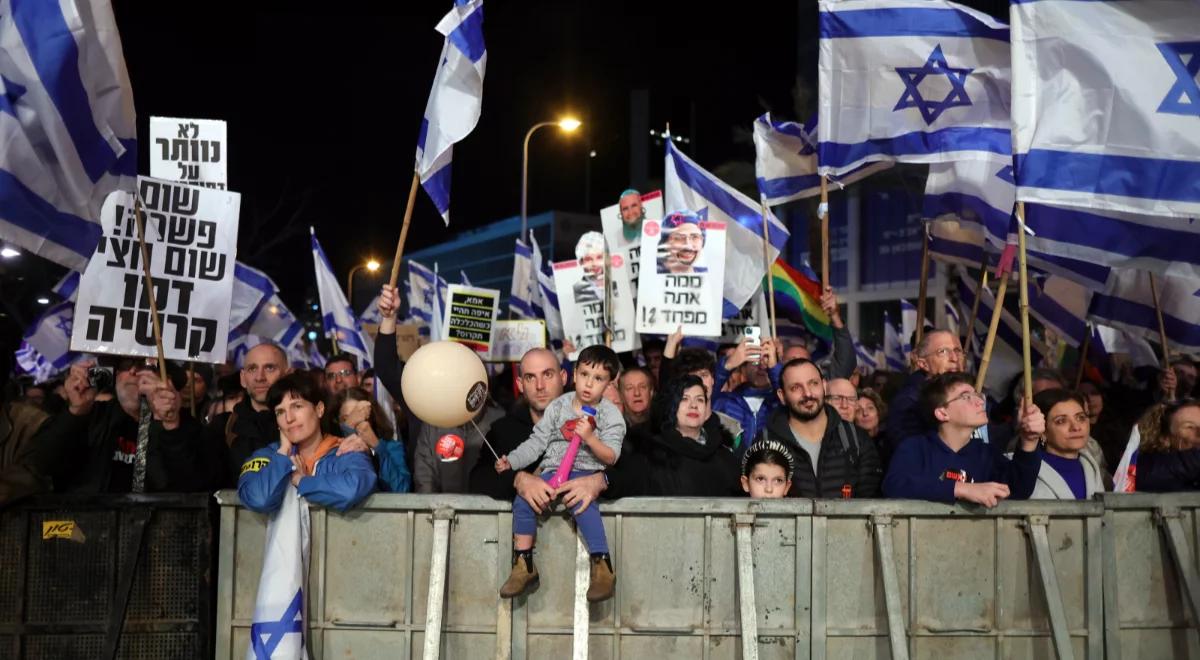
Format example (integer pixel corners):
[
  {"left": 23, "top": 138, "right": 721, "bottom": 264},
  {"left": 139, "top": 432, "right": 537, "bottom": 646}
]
[
  {"left": 324, "top": 354, "right": 362, "bottom": 397},
  {"left": 883, "top": 329, "right": 968, "bottom": 460},
  {"left": 210, "top": 342, "right": 292, "bottom": 483}
]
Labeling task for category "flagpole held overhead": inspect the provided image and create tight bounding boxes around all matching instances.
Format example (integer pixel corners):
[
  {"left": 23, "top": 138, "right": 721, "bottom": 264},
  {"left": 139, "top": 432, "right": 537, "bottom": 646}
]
[
  {"left": 1016, "top": 202, "right": 1034, "bottom": 403},
  {"left": 819, "top": 176, "right": 830, "bottom": 288},
  {"left": 760, "top": 196, "right": 778, "bottom": 340},
  {"left": 1148, "top": 273, "right": 1171, "bottom": 370},
  {"left": 915, "top": 225, "right": 931, "bottom": 350},
  {"left": 389, "top": 172, "right": 421, "bottom": 288},
  {"left": 975, "top": 274, "right": 1009, "bottom": 392}
]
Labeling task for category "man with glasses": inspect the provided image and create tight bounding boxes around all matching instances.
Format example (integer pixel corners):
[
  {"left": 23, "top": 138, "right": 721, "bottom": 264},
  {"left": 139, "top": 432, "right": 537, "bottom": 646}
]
[
  {"left": 324, "top": 354, "right": 361, "bottom": 397},
  {"left": 213, "top": 342, "right": 291, "bottom": 482},
  {"left": 883, "top": 372, "right": 1044, "bottom": 507},
  {"left": 826, "top": 378, "right": 858, "bottom": 422},
  {"left": 885, "top": 329, "right": 966, "bottom": 458},
  {"left": 656, "top": 211, "right": 708, "bottom": 274}
]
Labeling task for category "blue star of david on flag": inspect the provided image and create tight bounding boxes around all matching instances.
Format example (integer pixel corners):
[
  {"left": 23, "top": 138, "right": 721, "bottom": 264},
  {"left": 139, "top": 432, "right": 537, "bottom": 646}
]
[
  {"left": 250, "top": 589, "right": 304, "bottom": 660},
  {"left": 0, "top": 75, "right": 27, "bottom": 118},
  {"left": 995, "top": 164, "right": 1015, "bottom": 185},
  {"left": 894, "top": 45, "right": 973, "bottom": 125},
  {"left": 1157, "top": 42, "right": 1200, "bottom": 117}
]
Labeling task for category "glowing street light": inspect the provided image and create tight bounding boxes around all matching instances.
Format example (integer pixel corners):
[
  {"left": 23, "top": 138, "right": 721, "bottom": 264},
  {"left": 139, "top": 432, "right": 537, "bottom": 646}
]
[{"left": 521, "top": 117, "right": 583, "bottom": 240}]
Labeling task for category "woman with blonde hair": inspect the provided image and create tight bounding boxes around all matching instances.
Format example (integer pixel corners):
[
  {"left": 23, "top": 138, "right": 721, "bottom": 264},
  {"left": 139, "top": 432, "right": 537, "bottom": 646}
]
[{"left": 1136, "top": 400, "right": 1200, "bottom": 492}]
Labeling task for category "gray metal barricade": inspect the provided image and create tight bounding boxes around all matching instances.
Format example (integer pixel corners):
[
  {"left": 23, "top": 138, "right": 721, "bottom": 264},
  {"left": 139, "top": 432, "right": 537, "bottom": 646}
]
[{"left": 215, "top": 491, "right": 1200, "bottom": 659}]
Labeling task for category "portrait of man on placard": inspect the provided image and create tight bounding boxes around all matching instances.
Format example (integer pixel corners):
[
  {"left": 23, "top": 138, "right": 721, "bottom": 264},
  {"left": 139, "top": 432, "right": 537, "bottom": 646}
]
[
  {"left": 616, "top": 188, "right": 646, "bottom": 249},
  {"left": 656, "top": 210, "right": 708, "bottom": 274},
  {"left": 572, "top": 231, "right": 607, "bottom": 305}
]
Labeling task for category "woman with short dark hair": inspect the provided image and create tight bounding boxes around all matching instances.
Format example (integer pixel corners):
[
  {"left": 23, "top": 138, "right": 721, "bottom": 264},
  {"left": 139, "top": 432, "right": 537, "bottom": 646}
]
[{"left": 1029, "top": 389, "right": 1105, "bottom": 500}]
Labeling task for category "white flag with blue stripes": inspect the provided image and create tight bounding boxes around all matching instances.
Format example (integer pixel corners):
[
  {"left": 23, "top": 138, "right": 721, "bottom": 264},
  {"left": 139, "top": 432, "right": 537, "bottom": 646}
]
[
  {"left": 228, "top": 266, "right": 312, "bottom": 369},
  {"left": 311, "top": 229, "right": 373, "bottom": 368},
  {"left": 1089, "top": 271, "right": 1200, "bottom": 354},
  {"left": 509, "top": 238, "right": 537, "bottom": 318},
  {"left": 246, "top": 486, "right": 309, "bottom": 660},
  {"left": 53, "top": 270, "right": 81, "bottom": 301},
  {"left": 15, "top": 301, "right": 76, "bottom": 382},
  {"left": 883, "top": 310, "right": 907, "bottom": 371},
  {"left": 0, "top": 0, "right": 137, "bottom": 271},
  {"left": 753, "top": 113, "right": 890, "bottom": 206},
  {"left": 664, "top": 139, "right": 789, "bottom": 312},
  {"left": 817, "top": 0, "right": 1011, "bottom": 176},
  {"left": 532, "top": 235, "right": 564, "bottom": 344},
  {"left": 1027, "top": 274, "right": 1092, "bottom": 349},
  {"left": 944, "top": 299, "right": 961, "bottom": 337},
  {"left": 415, "top": 0, "right": 486, "bottom": 225},
  {"left": 1011, "top": 0, "right": 1200, "bottom": 218},
  {"left": 231, "top": 263, "right": 277, "bottom": 333},
  {"left": 900, "top": 299, "right": 917, "bottom": 355}
]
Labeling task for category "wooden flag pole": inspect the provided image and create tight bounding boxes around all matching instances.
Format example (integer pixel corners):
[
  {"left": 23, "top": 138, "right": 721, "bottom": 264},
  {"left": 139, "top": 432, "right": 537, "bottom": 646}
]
[
  {"left": 1148, "top": 273, "right": 1171, "bottom": 369},
  {"left": 964, "top": 259, "right": 988, "bottom": 351},
  {"left": 914, "top": 225, "right": 931, "bottom": 349},
  {"left": 388, "top": 172, "right": 421, "bottom": 288},
  {"left": 133, "top": 197, "right": 169, "bottom": 384},
  {"left": 1074, "top": 324, "right": 1092, "bottom": 390},
  {"left": 760, "top": 196, "right": 778, "bottom": 339},
  {"left": 819, "top": 176, "right": 830, "bottom": 288},
  {"left": 974, "top": 274, "right": 1010, "bottom": 392},
  {"left": 603, "top": 246, "right": 613, "bottom": 348},
  {"left": 1016, "top": 202, "right": 1034, "bottom": 403}
]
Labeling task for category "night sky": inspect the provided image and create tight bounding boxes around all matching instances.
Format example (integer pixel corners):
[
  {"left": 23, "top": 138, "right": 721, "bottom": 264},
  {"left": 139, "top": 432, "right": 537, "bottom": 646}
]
[{"left": 1, "top": 0, "right": 1007, "bottom": 377}]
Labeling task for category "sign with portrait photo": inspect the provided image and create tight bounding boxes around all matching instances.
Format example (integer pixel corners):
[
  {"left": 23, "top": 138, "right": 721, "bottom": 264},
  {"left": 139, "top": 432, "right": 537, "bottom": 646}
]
[
  {"left": 552, "top": 230, "right": 636, "bottom": 359},
  {"left": 635, "top": 209, "right": 725, "bottom": 337},
  {"left": 599, "top": 189, "right": 662, "bottom": 296}
]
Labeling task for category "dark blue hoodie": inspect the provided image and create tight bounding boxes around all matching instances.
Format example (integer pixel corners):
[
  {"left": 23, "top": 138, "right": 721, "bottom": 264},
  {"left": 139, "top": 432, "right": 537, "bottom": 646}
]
[{"left": 883, "top": 431, "right": 1041, "bottom": 503}]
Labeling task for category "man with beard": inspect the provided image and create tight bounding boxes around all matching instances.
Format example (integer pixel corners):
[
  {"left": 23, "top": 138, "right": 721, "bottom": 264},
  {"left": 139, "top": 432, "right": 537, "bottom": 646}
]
[
  {"left": 572, "top": 232, "right": 608, "bottom": 305},
  {"left": 656, "top": 211, "right": 707, "bottom": 274},
  {"left": 759, "top": 358, "right": 881, "bottom": 498},
  {"left": 616, "top": 189, "right": 646, "bottom": 250},
  {"left": 211, "top": 342, "right": 292, "bottom": 483},
  {"left": 469, "top": 348, "right": 609, "bottom": 511}
]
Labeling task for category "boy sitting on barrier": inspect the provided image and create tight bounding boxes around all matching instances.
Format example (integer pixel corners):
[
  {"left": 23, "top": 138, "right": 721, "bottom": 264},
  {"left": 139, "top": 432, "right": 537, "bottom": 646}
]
[
  {"left": 740, "top": 439, "right": 794, "bottom": 498},
  {"left": 494, "top": 345, "right": 625, "bottom": 602},
  {"left": 883, "top": 372, "right": 1044, "bottom": 508}
]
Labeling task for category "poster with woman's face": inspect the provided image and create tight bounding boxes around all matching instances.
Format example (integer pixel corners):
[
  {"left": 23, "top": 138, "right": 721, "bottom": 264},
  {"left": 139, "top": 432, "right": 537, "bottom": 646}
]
[{"left": 635, "top": 210, "right": 725, "bottom": 337}]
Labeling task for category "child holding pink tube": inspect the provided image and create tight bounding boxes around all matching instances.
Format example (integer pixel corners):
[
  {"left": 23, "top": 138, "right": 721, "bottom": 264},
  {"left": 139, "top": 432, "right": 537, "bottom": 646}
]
[{"left": 494, "top": 344, "right": 625, "bottom": 602}]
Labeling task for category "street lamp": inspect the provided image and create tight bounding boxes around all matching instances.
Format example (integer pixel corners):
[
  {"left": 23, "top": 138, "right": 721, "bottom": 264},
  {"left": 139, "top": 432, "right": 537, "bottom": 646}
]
[
  {"left": 347, "top": 259, "right": 381, "bottom": 309},
  {"left": 521, "top": 117, "right": 582, "bottom": 242}
]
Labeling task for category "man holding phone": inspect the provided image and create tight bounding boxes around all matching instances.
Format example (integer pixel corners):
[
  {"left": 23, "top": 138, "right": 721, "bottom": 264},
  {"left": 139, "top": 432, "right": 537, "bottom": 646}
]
[{"left": 712, "top": 330, "right": 781, "bottom": 455}]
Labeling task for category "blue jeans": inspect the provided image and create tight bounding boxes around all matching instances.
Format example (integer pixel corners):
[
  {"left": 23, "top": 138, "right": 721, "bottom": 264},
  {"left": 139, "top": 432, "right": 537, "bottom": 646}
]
[{"left": 512, "top": 470, "right": 608, "bottom": 554}]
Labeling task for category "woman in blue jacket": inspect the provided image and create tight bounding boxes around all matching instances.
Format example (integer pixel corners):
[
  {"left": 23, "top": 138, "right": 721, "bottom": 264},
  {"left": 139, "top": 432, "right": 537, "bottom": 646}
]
[{"left": 238, "top": 373, "right": 376, "bottom": 513}]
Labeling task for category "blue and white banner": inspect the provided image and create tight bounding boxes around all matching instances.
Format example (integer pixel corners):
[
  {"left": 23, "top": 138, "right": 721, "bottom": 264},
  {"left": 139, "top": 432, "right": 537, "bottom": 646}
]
[
  {"left": 509, "top": 239, "right": 537, "bottom": 318},
  {"left": 944, "top": 299, "right": 961, "bottom": 337},
  {"left": 1011, "top": 0, "right": 1200, "bottom": 218},
  {"left": 15, "top": 301, "right": 76, "bottom": 382},
  {"left": 415, "top": 0, "right": 486, "bottom": 224},
  {"left": 665, "top": 139, "right": 789, "bottom": 311},
  {"left": 0, "top": 0, "right": 137, "bottom": 271},
  {"left": 817, "top": 0, "right": 1011, "bottom": 175},
  {"left": 531, "top": 234, "right": 564, "bottom": 344},
  {"left": 232, "top": 263, "right": 276, "bottom": 333},
  {"left": 883, "top": 310, "right": 907, "bottom": 371},
  {"left": 753, "top": 113, "right": 889, "bottom": 206},
  {"left": 311, "top": 228, "right": 373, "bottom": 368},
  {"left": 1027, "top": 274, "right": 1092, "bottom": 348},
  {"left": 246, "top": 486, "right": 310, "bottom": 660},
  {"left": 1088, "top": 270, "right": 1200, "bottom": 355}
]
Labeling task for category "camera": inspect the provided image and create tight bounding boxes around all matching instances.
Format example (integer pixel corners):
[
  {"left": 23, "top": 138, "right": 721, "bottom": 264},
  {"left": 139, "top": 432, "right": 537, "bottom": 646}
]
[{"left": 87, "top": 366, "right": 114, "bottom": 391}]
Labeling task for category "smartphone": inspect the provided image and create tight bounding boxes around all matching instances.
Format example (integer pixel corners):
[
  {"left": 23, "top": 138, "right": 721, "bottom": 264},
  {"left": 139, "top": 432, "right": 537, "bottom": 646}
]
[{"left": 743, "top": 326, "right": 762, "bottom": 364}]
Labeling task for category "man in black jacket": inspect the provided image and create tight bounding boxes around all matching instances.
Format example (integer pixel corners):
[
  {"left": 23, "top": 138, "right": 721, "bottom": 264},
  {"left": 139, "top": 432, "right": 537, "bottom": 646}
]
[
  {"left": 761, "top": 358, "right": 881, "bottom": 498},
  {"left": 209, "top": 342, "right": 290, "bottom": 484},
  {"left": 37, "top": 359, "right": 223, "bottom": 494}
]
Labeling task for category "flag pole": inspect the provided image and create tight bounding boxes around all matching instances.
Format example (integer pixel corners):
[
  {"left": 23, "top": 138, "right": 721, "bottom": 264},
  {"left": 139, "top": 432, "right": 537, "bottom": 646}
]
[
  {"left": 132, "top": 194, "right": 170, "bottom": 495},
  {"left": 819, "top": 176, "right": 830, "bottom": 287},
  {"left": 1016, "top": 202, "right": 1034, "bottom": 403},
  {"left": 964, "top": 258, "right": 988, "bottom": 351},
  {"left": 1074, "top": 323, "right": 1092, "bottom": 390},
  {"left": 760, "top": 195, "right": 778, "bottom": 339},
  {"left": 603, "top": 246, "right": 613, "bottom": 348},
  {"left": 1148, "top": 273, "right": 1171, "bottom": 369},
  {"left": 388, "top": 171, "right": 421, "bottom": 288},
  {"left": 974, "top": 273, "right": 1009, "bottom": 392},
  {"left": 914, "top": 225, "right": 931, "bottom": 349}
]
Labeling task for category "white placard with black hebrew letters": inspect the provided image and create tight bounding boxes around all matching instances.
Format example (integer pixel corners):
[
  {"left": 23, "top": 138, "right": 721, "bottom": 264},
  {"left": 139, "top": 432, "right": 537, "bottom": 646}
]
[
  {"left": 150, "top": 117, "right": 228, "bottom": 189},
  {"left": 599, "top": 189, "right": 663, "bottom": 298},
  {"left": 635, "top": 212, "right": 726, "bottom": 337},
  {"left": 552, "top": 255, "right": 636, "bottom": 360}
]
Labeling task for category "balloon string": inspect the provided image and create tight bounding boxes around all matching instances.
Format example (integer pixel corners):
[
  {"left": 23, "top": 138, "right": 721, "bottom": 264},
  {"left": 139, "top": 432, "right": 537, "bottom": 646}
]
[{"left": 470, "top": 418, "right": 501, "bottom": 462}]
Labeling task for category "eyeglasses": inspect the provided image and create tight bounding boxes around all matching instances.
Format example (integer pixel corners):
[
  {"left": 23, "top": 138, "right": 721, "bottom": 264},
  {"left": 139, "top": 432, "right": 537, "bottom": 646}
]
[
  {"left": 242, "top": 363, "right": 280, "bottom": 376},
  {"left": 922, "top": 347, "right": 965, "bottom": 360},
  {"left": 944, "top": 390, "right": 985, "bottom": 406},
  {"left": 668, "top": 232, "right": 705, "bottom": 246},
  {"left": 326, "top": 368, "right": 354, "bottom": 379},
  {"left": 826, "top": 395, "right": 856, "bottom": 404}
]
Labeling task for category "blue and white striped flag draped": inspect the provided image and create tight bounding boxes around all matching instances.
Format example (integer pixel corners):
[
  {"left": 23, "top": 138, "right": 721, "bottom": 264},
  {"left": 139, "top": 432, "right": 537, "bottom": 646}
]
[
  {"left": 53, "top": 270, "right": 80, "bottom": 301},
  {"left": 415, "top": 0, "right": 486, "bottom": 225},
  {"left": 229, "top": 274, "right": 311, "bottom": 369},
  {"left": 1026, "top": 274, "right": 1092, "bottom": 349},
  {"left": 944, "top": 299, "right": 961, "bottom": 337},
  {"left": 0, "top": 0, "right": 137, "bottom": 271},
  {"left": 664, "top": 139, "right": 790, "bottom": 312},
  {"left": 956, "top": 270, "right": 1048, "bottom": 396},
  {"left": 854, "top": 338, "right": 880, "bottom": 372},
  {"left": 509, "top": 239, "right": 537, "bottom": 318},
  {"left": 231, "top": 263, "right": 276, "bottom": 333},
  {"left": 1011, "top": 0, "right": 1200, "bottom": 218},
  {"left": 900, "top": 299, "right": 917, "bottom": 354},
  {"left": 1089, "top": 271, "right": 1200, "bottom": 355},
  {"left": 752, "top": 113, "right": 889, "bottom": 206},
  {"left": 310, "top": 229, "right": 373, "bottom": 368},
  {"left": 531, "top": 235, "right": 564, "bottom": 344},
  {"left": 246, "top": 486, "right": 309, "bottom": 660},
  {"left": 882, "top": 310, "right": 906, "bottom": 371},
  {"left": 15, "top": 300, "right": 76, "bottom": 382},
  {"left": 817, "top": 0, "right": 1011, "bottom": 176},
  {"left": 359, "top": 295, "right": 382, "bottom": 326},
  {"left": 406, "top": 260, "right": 448, "bottom": 338}
]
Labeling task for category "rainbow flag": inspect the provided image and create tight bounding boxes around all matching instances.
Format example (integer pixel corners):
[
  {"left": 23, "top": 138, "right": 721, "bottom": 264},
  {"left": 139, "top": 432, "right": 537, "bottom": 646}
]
[{"left": 769, "top": 258, "right": 832, "bottom": 342}]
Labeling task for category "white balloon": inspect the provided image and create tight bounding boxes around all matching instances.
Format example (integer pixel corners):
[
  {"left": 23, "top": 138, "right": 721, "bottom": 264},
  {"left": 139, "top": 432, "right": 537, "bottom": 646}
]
[{"left": 401, "top": 341, "right": 489, "bottom": 427}]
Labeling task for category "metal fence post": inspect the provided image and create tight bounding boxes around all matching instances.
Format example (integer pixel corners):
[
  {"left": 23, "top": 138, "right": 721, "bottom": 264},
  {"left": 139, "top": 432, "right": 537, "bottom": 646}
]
[
  {"left": 734, "top": 513, "right": 760, "bottom": 660},
  {"left": 422, "top": 508, "right": 455, "bottom": 660},
  {"left": 1025, "top": 515, "right": 1075, "bottom": 660},
  {"left": 871, "top": 515, "right": 909, "bottom": 660}
]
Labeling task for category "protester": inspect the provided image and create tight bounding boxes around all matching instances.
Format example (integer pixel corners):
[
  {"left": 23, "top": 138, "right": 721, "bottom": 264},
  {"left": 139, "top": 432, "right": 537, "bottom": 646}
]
[
  {"left": 885, "top": 329, "right": 964, "bottom": 453},
  {"left": 826, "top": 378, "right": 858, "bottom": 422},
  {"left": 883, "top": 372, "right": 1044, "bottom": 507},
  {"left": 659, "top": 342, "right": 744, "bottom": 446},
  {"left": 237, "top": 373, "right": 376, "bottom": 513},
  {"left": 618, "top": 366, "right": 655, "bottom": 426},
  {"left": 1007, "top": 369, "right": 1108, "bottom": 474},
  {"left": 759, "top": 358, "right": 882, "bottom": 498},
  {"left": 495, "top": 345, "right": 624, "bottom": 602},
  {"left": 855, "top": 389, "right": 887, "bottom": 440},
  {"left": 329, "top": 388, "right": 411, "bottom": 493},
  {"left": 1028, "top": 389, "right": 1105, "bottom": 499},
  {"left": 211, "top": 342, "right": 291, "bottom": 483},
  {"left": 740, "top": 439, "right": 795, "bottom": 499},
  {"left": 324, "top": 354, "right": 361, "bottom": 397},
  {"left": 0, "top": 396, "right": 52, "bottom": 506},
  {"left": 1134, "top": 400, "right": 1200, "bottom": 492}
]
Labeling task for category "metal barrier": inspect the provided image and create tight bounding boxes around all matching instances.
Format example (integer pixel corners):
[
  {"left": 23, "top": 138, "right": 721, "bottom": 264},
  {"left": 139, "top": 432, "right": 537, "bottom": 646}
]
[
  {"left": 0, "top": 493, "right": 213, "bottom": 660},
  {"left": 214, "top": 492, "right": 1200, "bottom": 659}
]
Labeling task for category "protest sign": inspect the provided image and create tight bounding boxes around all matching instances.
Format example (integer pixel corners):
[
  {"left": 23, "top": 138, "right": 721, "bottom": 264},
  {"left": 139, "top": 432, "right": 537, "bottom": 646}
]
[
  {"left": 553, "top": 252, "right": 636, "bottom": 360},
  {"left": 150, "top": 117, "right": 227, "bottom": 190},
  {"left": 600, "top": 189, "right": 663, "bottom": 296},
  {"left": 489, "top": 320, "right": 547, "bottom": 362},
  {"left": 635, "top": 211, "right": 725, "bottom": 337},
  {"left": 441, "top": 284, "right": 500, "bottom": 357}
]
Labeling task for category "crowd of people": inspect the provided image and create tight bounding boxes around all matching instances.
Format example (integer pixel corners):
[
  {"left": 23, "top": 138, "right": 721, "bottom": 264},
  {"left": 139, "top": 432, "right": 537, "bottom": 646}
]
[{"left": 2, "top": 281, "right": 1198, "bottom": 600}]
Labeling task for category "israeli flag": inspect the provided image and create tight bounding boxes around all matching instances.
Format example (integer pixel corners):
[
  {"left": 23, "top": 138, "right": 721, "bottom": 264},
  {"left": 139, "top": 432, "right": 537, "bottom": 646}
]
[
  {"left": 415, "top": 0, "right": 486, "bottom": 224},
  {"left": 311, "top": 228, "right": 373, "bottom": 368},
  {"left": 854, "top": 338, "right": 880, "bottom": 372},
  {"left": 883, "top": 310, "right": 907, "bottom": 371},
  {"left": 509, "top": 238, "right": 537, "bottom": 318},
  {"left": 753, "top": 113, "right": 889, "bottom": 206},
  {"left": 1011, "top": 0, "right": 1200, "bottom": 218},
  {"left": 531, "top": 233, "right": 564, "bottom": 343},
  {"left": 944, "top": 299, "right": 961, "bottom": 337},
  {"left": 664, "top": 139, "right": 789, "bottom": 312},
  {"left": 406, "top": 260, "right": 448, "bottom": 339},
  {"left": 53, "top": 270, "right": 81, "bottom": 302},
  {"left": 900, "top": 298, "right": 917, "bottom": 354},
  {"left": 231, "top": 263, "right": 276, "bottom": 332},
  {"left": 15, "top": 301, "right": 76, "bottom": 382},
  {"left": 359, "top": 295, "right": 383, "bottom": 326},
  {"left": 247, "top": 486, "right": 310, "bottom": 660},
  {"left": 0, "top": 0, "right": 137, "bottom": 271},
  {"left": 1026, "top": 275, "right": 1092, "bottom": 348},
  {"left": 817, "top": 0, "right": 1011, "bottom": 176},
  {"left": 1088, "top": 270, "right": 1200, "bottom": 355}
]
